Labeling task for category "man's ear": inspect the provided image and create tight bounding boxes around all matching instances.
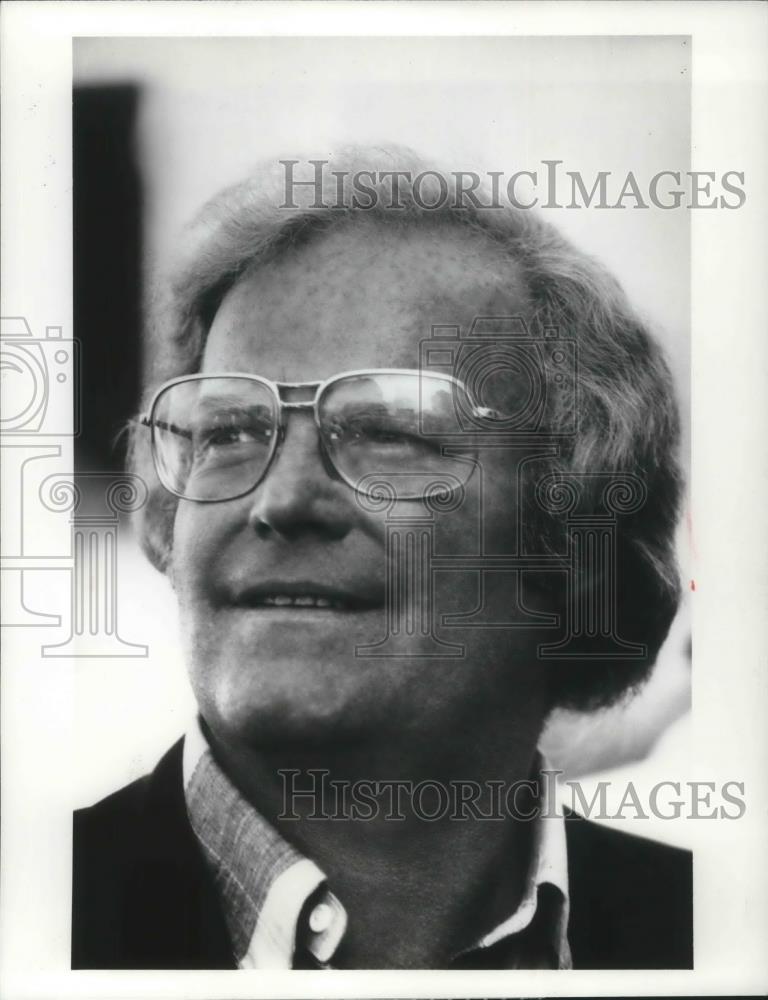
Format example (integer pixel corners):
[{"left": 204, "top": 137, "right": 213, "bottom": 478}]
[
  {"left": 135, "top": 520, "right": 176, "bottom": 584},
  {"left": 165, "top": 547, "right": 178, "bottom": 591},
  {"left": 136, "top": 489, "right": 178, "bottom": 580}
]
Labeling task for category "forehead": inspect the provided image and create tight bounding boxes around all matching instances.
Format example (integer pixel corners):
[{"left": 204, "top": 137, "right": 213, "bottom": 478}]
[{"left": 202, "top": 218, "right": 530, "bottom": 380}]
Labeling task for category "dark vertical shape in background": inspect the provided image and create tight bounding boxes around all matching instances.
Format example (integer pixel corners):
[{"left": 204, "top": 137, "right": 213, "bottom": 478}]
[{"left": 73, "top": 84, "right": 142, "bottom": 473}]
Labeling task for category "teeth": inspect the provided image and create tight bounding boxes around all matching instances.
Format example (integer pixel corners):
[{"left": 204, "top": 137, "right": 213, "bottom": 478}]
[{"left": 260, "top": 594, "right": 343, "bottom": 609}]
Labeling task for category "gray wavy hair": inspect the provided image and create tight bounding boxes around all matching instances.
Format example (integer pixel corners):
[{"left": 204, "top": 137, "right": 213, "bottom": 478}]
[{"left": 128, "top": 145, "right": 684, "bottom": 711}]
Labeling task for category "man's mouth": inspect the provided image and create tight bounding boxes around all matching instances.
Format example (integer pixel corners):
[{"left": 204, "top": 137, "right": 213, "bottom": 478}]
[
  {"left": 251, "top": 594, "right": 348, "bottom": 610},
  {"left": 229, "top": 582, "right": 383, "bottom": 612}
]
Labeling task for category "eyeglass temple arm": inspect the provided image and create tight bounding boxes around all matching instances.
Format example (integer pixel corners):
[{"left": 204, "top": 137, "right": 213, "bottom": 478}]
[
  {"left": 137, "top": 415, "right": 193, "bottom": 440},
  {"left": 134, "top": 394, "right": 499, "bottom": 437}
]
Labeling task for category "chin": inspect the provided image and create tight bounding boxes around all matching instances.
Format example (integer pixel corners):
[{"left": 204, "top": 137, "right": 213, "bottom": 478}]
[{"left": 193, "top": 653, "right": 383, "bottom": 750}]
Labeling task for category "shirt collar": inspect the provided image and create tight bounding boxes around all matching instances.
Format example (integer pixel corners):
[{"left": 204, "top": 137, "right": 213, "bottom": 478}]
[
  {"left": 183, "top": 719, "right": 346, "bottom": 968},
  {"left": 468, "top": 757, "right": 571, "bottom": 967},
  {"left": 183, "top": 719, "right": 570, "bottom": 969}
]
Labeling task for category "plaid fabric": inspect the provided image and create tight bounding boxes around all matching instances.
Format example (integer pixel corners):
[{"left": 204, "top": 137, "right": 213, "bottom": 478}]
[
  {"left": 183, "top": 718, "right": 571, "bottom": 969},
  {"left": 183, "top": 720, "right": 346, "bottom": 968}
]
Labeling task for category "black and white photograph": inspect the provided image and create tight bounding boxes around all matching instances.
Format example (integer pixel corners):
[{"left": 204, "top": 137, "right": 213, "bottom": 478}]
[{"left": 1, "top": 3, "right": 766, "bottom": 997}]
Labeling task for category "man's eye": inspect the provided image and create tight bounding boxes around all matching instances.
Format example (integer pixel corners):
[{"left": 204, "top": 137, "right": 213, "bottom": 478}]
[
  {"left": 365, "top": 427, "right": 411, "bottom": 445},
  {"left": 194, "top": 421, "right": 272, "bottom": 450},
  {"left": 206, "top": 428, "right": 250, "bottom": 447},
  {"left": 327, "top": 419, "right": 436, "bottom": 452}
]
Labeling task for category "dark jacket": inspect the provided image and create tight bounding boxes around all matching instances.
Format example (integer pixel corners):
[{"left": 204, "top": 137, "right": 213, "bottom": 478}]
[{"left": 72, "top": 740, "right": 693, "bottom": 970}]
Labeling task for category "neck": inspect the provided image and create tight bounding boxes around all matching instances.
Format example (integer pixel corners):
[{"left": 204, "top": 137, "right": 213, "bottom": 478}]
[{"left": 203, "top": 718, "right": 546, "bottom": 967}]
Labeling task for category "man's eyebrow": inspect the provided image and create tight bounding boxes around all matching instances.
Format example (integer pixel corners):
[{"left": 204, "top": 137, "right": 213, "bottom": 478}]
[
  {"left": 192, "top": 395, "right": 272, "bottom": 414},
  {"left": 335, "top": 399, "right": 394, "bottom": 411}
]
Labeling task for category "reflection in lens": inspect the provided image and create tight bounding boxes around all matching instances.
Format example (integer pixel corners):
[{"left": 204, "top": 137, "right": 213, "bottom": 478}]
[{"left": 319, "top": 373, "right": 476, "bottom": 498}]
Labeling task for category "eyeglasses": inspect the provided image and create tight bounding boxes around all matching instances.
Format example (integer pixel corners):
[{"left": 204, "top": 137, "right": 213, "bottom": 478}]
[{"left": 139, "top": 369, "right": 493, "bottom": 503}]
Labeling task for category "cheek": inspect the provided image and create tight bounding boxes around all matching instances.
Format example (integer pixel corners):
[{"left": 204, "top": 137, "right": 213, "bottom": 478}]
[
  {"left": 169, "top": 510, "right": 193, "bottom": 591},
  {"left": 432, "top": 467, "right": 517, "bottom": 553},
  {"left": 428, "top": 469, "right": 549, "bottom": 617},
  {"left": 169, "top": 505, "right": 219, "bottom": 603}
]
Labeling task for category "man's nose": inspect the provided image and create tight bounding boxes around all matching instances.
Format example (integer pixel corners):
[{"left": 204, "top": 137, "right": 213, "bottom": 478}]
[{"left": 245, "top": 413, "right": 353, "bottom": 541}]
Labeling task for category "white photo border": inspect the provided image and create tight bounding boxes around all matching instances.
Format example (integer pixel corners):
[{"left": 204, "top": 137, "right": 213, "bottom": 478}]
[{"left": 1, "top": 2, "right": 767, "bottom": 998}]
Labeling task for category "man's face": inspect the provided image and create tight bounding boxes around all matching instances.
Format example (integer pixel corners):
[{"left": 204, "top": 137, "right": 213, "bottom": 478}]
[{"left": 171, "top": 219, "right": 552, "bottom": 756}]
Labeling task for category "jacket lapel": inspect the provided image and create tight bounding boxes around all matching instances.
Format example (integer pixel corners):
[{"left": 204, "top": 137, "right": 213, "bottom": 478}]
[{"left": 121, "top": 739, "right": 235, "bottom": 969}]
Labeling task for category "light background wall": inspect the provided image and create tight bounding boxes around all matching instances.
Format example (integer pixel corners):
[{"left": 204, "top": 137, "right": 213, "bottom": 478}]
[{"left": 72, "top": 36, "right": 692, "bottom": 832}]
